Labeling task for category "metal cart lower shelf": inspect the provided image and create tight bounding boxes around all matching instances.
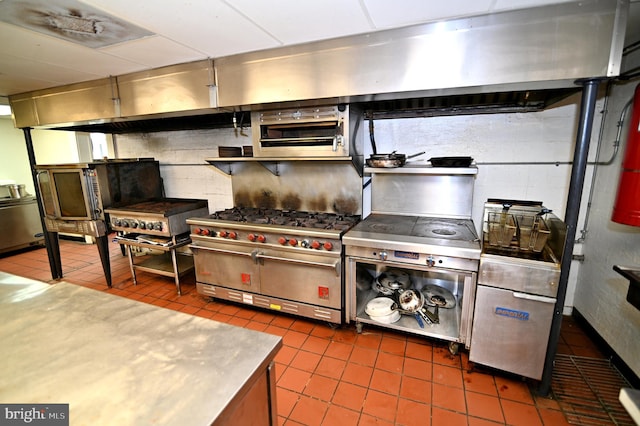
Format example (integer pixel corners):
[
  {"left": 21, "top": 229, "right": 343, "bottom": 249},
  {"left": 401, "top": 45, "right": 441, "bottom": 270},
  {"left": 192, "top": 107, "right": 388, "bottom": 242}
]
[
  {"left": 116, "top": 236, "right": 193, "bottom": 295},
  {"left": 354, "top": 288, "right": 463, "bottom": 354}
]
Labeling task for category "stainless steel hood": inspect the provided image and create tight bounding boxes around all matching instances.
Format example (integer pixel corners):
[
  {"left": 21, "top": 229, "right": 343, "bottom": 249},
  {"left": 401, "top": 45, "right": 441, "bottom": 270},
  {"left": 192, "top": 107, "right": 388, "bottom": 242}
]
[
  {"left": 8, "top": 0, "right": 629, "bottom": 133},
  {"left": 216, "top": 0, "right": 628, "bottom": 109},
  {"left": 9, "top": 60, "right": 230, "bottom": 132}
]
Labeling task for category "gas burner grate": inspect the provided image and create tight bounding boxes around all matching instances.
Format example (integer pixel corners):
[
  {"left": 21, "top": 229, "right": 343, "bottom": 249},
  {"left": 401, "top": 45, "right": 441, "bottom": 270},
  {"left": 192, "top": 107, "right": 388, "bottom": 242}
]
[{"left": 209, "top": 208, "right": 360, "bottom": 232}]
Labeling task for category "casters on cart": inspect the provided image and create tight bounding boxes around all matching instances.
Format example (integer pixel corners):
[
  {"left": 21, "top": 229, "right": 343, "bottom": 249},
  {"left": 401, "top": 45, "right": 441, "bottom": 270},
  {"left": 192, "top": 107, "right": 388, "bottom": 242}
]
[
  {"left": 448, "top": 342, "right": 459, "bottom": 355},
  {"left": 356, "top": 322, "right": 363, "bottom": 334}
]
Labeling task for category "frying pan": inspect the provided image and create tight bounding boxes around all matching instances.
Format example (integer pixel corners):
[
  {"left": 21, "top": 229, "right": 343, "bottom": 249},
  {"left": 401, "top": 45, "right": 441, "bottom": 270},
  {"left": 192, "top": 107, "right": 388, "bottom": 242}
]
[
  {"left": 367, "top": 116, "right": 425, "bottom": 167},
  {"left": 366, "top": 151, "right": 426, "bottom": 168}
]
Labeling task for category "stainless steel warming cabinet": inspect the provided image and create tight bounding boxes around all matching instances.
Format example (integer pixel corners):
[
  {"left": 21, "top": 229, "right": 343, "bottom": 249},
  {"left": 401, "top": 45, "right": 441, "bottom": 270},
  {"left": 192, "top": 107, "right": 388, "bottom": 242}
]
[
  {"left": 469, "top": 199, "right": 566, "bottom": 380},
  {"left": 343, "top": 165, "right": 480, "bottom": 354}
]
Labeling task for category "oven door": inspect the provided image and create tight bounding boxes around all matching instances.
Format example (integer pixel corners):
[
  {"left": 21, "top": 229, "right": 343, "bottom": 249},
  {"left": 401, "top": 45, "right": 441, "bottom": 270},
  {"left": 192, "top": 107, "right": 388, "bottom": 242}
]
[
  {"left": 256, "top": 249, "right": 342, "bottom": 310},
  {"left": 347, "top": 256, "right": 477, "bottom": 347},
  {"left": 190, "top": 244, "right": 260, "bottom": 293}
]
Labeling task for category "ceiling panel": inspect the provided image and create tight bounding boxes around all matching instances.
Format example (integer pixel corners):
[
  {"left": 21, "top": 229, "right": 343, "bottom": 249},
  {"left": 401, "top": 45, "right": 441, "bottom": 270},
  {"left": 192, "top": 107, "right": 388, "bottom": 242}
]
[
  {"left": 80, "top": 0, "right": 280, "bottom": 57},
  {"left": 0, "top": 0, "right": 153, "bottom": 48},
  {"left": 0, "top": 54, "right": 100, "bottom": 95},
  {"left": 0, "top": 22, "right": 143, "bottom": 76},
  {"left": 492, "top": 0, "right": 575, "bottom": 12},
  {"left": 99, "top": 36, "right": 207, "bottom": 69},
  {"left": 229, "top": 0, "right": 374, "bottom": 45},
  {"left": 362, "top": 0, "right": 494, "bottom": 28}
]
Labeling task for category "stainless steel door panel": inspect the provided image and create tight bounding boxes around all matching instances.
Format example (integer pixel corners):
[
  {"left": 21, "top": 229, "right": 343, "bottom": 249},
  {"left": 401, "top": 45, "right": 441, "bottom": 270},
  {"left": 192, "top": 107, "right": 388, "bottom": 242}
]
[
  {"left": 0, "top": 200, "right": 44, "bottom": 254},
  {"left": 469, "top": 285, "right": 555, "bottom": 380},
  {"left": 191, "top": 245, "right": 260, "bottom": 293},
  {"left": 259, "top": 255, "right": 342, "bottom": 309},
  {"left": 479, "top": 254, "right": 560, "bottom": 298}
]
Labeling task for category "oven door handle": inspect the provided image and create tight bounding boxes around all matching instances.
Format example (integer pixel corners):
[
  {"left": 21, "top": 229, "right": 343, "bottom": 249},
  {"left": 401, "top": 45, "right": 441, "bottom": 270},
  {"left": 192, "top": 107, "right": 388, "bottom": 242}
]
[
  {"left": 189, "top": 244, "right": 254, "bottom": 259},
  {"left": 254, "top": 253, "right": 341, "bottom": 276},
  {"left": 512, "top": 292, "right": 556, "bottom": 304}
]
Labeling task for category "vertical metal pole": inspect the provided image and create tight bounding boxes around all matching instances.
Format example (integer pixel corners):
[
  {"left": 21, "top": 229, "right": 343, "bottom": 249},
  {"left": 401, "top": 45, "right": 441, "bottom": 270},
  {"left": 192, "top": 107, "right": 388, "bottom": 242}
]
[
  {"left": 95, "top": 235, "right": 112, "bottom": 288},
  {"left": 22, "top": 128, "right": 63, "bottom": 279},
  {"left": 538, "top": 79, "right": 601, "bottom": 395}
]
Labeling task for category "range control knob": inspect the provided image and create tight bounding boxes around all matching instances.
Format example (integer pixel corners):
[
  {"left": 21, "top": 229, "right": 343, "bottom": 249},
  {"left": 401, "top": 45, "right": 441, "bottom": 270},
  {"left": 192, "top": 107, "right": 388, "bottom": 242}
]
[
  {"left": 153, "top": 222, "right": 162, "bottom": 231},
  {"left": 289, "top": 238, "right": 298, "bottom": 246},
  {"left": 323, "top": 241, "right": 334, "bottom": 251},
  {"left": 278, "top": 237, "right": 287, "bottom": 245},
  {"left": 228, "top": 231, "right": 237, "bottom": 240},
  {"left": 426, "top": 256, "right": 436, "bottom": 267},
  {"left": 248, "top": 233, "right": 257, "bottom": 242},
  {"left": 379, "top": 251, "right": 388, "bottom": 261},
  {"left": 122, "top": 220, "right": 130, "bottom": 228},
  {"left": 201, "top": 228, "right": 211, "bottom": 236},
  {"left": 257, "top": 234, "right": 266, "bottom": 243},
  {"left": 311, "top": 240, "right": 321, "bottom": 249},
  {"left": 139, "top": 222, "right": 146, "bottom": 230},
  {"left": 193, "top": 227, "right": 202, "bottom": 235},
  {"left": 219, "top": 230, "right": 228, "bottom": 238}
]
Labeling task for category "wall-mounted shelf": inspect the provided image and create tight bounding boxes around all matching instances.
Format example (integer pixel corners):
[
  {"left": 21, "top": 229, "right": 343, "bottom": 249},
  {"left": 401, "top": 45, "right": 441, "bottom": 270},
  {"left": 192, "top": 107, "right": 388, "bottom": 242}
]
[
  {"left": 205, "top": 156, "right": 362, "bottom": 176},
  {"left": 613, "top": 265, "right": 640, "bottom": 311}
]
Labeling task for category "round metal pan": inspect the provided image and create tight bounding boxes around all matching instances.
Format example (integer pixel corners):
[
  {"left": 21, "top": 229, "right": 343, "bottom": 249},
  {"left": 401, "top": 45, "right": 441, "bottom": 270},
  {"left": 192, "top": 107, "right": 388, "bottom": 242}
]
[{"left": 366, "top": 151, "right": 425, "bottom": 168}]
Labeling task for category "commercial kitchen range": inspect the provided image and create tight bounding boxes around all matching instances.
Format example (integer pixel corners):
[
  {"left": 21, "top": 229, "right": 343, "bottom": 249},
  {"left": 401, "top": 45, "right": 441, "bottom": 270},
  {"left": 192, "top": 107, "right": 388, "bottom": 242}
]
[
  {"left": 188, "top": 208, "right": 360, "bottom": 324},
  {"left": 183, "top": 104, "right": 568, "bottom": 378},
  {"left": 188, "top": 105, "right": 365, "bottom": 324},
  {"left": 343, "top": 165, "right": 481, "bottom": 355}
]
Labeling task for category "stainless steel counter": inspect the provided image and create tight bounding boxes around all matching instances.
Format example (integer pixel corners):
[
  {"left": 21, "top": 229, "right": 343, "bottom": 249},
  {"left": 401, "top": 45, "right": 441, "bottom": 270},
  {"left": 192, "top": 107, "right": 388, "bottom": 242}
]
[
  {"left": 0, "top": 272, "right": 282, "bottom": 425},
  {"left": 0, "top": 196, "right": 43, "bottom": 254}
]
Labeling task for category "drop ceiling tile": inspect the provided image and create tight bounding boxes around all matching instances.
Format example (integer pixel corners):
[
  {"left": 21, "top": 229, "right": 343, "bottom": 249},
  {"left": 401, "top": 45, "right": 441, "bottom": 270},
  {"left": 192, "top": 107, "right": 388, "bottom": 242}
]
[
  {"left": 0, "top": 22, "right": 146, "bottom": 76},
  {"left": 80, "top": 0, "right": 280, "bottom": 57},
  {"left": 99, "top": 36, "right": 207, "bottom": 68},
  {"left": 492, "top": 0, "right": 573, "bottom": 12},
  {"left": 228, "top": 0, "right": 373, "bottom": 45},
  {"left": 0, "top": 75, "right": 56, "bottom": 97},
  {"left": 0, "top": 54, "right": 99, "bottom": 94},
  {"left": 362, "top": 0, "right": 494, "bottom": 28},
  {"left": 0, "top": 0, "right": 154, "bottom": 48}
]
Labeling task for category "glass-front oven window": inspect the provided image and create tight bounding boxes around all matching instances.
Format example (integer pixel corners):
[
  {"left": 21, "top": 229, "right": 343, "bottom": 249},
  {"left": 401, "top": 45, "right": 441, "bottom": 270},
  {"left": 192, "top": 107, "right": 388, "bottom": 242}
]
[{"left": 53, "top": 172, "right": 89, "bottom": 218}]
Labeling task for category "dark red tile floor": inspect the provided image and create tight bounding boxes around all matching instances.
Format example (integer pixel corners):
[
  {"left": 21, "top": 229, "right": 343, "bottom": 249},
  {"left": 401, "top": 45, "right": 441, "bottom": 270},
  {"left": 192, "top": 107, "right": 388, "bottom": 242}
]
[{"left": 0, "top": 237, "right": 612, "bottom": 425}]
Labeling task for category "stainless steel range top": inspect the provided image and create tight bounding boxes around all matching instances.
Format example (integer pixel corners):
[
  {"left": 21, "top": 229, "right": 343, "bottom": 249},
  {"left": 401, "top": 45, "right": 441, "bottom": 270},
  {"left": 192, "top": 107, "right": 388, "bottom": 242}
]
[
  {"left": 342, "top": 214, "right": 481, "bottom": 260},
  {"left": 208, "top": 207, "right": 360, "bottom": 231},
  {"left": 187, "top": 208, "right": 361, "bottom": 324},
  {"left": 188, "top": 208, "right": 360, "bottom": 252},
  {"left": 106, "top": 198, "right": 209, "bottom": 237}
]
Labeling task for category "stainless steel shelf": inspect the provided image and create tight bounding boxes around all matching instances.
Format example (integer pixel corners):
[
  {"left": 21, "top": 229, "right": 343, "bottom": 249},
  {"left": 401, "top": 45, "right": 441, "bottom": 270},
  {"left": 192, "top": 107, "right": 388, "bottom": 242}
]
[
  {"left": 364, "top": 165, "right": 478, "bottom": 175},
  {"left": 205, "top": 156, "right": 363, "bottom": 176},
  {"left": 116, "top": 235, "right": 194, "bottom": 295}
]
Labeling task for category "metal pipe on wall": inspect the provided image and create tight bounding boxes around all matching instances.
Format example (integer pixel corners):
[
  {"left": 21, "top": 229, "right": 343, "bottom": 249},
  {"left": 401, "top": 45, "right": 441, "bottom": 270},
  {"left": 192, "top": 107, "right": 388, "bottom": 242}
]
[{"left": 538, "top": 79, "right": 601, "bottom": 396}]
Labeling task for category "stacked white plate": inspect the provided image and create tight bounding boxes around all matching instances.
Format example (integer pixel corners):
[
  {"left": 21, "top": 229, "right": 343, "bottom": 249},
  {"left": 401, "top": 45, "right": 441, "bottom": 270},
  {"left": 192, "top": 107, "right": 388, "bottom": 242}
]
[{"left": 365, "top": 297, "right": 401, "bottom": 324}]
